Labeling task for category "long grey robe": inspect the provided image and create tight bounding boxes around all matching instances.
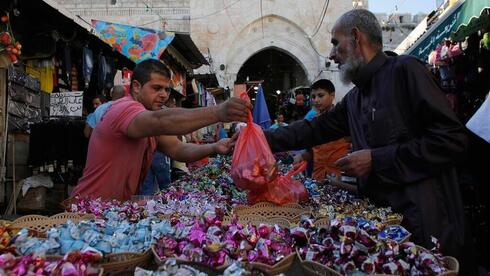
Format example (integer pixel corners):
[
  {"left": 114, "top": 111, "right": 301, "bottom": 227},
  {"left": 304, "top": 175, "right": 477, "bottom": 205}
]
[{"left": 265, "top": 52, "right": 467, "bottom": 257}]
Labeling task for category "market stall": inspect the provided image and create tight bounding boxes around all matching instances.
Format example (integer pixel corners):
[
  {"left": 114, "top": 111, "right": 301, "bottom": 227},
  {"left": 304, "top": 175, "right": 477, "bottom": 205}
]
[{"left": 0, "top": 155, "right": 460, "bottom": 275}]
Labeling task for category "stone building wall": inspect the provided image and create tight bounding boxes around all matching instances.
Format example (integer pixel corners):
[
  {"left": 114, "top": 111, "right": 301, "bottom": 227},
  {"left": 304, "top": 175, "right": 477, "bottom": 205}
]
[
  {"left": 375, "top": 12, "right": 428, "bottom": 51},
  {"left": 190, "top": 0, "right": 354, "bottom": 98},
  {"left": 56, "top": 0, "right": 190, "bottom": 32}
]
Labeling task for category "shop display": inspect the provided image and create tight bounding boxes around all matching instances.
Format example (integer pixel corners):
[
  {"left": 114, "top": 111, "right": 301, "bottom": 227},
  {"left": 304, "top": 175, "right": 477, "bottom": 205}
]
[
  {"left": 135, "top": 259, "right": 207, "bottom": 276},
  {"left": 68, "top": 157, "right": 247, "bottom": 220},
  {"left": 297, "top": 218, "right": 449, "bottom": 275},
  {"left": 5, "top": 156, "right": 461, "bottom": 275},
  {"left": 304, "top": 179, "right": 403, "bottom": 224},
  {"left": 135, "top": 259, "right": 259, "bottom": 276},
  {"left": 0, "top": 250, "right": 102, "bottom": 275},
  {"left": 153, "top": 213, "right": 294, "bottom": 268},
  {"left": 13, "top": 217, "right": 179, "bottom": 256}
]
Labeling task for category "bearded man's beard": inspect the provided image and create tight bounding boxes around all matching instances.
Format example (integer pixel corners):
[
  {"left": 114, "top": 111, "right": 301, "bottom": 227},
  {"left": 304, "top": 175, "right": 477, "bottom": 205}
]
[{"left": 339, "top": 41, "right": 365, "bottom": 85}]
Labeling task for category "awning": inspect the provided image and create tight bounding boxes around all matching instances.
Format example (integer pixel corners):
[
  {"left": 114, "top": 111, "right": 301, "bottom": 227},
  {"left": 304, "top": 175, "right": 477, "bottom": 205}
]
[
  {"left": 171, "top": 34, "right": 209, "bottom": 68},
  {"left": 451, "top": 0, "right": 490, "bottom": 41},
  {"left": 406, "top": 2, "right": 465, "bottom": 61},
  {"left": 91, "top": 20, "right": 175, "bottom": 63}
]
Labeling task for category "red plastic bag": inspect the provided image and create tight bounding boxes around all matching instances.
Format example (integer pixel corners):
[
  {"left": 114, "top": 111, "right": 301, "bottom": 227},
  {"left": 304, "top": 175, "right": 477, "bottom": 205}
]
[
  {"left": 246, "top": 162, "right": 309, "bottom": 205},
  {"left": 231, "top": 95, "right": 277, "bottom": 191},
  {"left": 265, "top": 161, "right": 309, "bottom": 205}
]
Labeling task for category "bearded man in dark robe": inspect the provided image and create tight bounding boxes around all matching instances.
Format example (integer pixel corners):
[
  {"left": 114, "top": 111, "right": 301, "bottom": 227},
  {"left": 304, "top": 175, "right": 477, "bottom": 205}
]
[{"left": 265, "top": 9, "right": 467, "bottom": 262}]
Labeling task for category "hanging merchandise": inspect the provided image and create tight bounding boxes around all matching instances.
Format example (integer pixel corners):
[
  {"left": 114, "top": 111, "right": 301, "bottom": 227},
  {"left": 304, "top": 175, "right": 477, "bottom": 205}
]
[
  {"left": 482, "top": 32, "right": 490, "bottom": 50},
  {"left": 113, "top": 69, "right": 123, "bottom": 86},
  {"left": 205, "top": 89, "right": 216, "bottom": 106},
  {"left": 98, "top": 54, "right": 108, "bottom": 92},
  {"left": 82, "top": 47, "right": 93, "bottom": 88},
  {"left": 466, "top": 94, "right": 490, "bottom": 143},
  {"left": 92, "top": 20, "right": 175, "bottom": 63},
  {"left": 7, "top": 69, "right": 42, "bottom": 132},
  {"left": 0, "top": 12, "right": 22, "bottom": 64},
  {"left": 105, "top": 57, "right": 117, "bottom": 91},
  {"left": 63, "top": 46, "right": 72, "bottom": 85},
  {"left": 122, "top": 67, "right": 132, "bottom": 94},
  {"left": 70, "top": 65, "right": 79, "bottom": 91},
  {"left": 25, "top": 59, "right": 55, "bottom": 93}
]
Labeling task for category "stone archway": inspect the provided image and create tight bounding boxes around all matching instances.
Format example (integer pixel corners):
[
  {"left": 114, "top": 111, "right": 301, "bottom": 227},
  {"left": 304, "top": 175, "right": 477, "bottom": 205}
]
[
  {"left": 236, "top": 47, "right": 308, "bottom": 117},
  {"left": 222, "top": 14, "right": 322, "bottom": 89}
]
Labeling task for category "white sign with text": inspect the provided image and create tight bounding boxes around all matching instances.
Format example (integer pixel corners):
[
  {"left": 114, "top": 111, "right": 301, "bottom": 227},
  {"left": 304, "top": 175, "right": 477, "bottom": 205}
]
[{"left": 50, "top": 91, "right": 83, "bottom": 117}]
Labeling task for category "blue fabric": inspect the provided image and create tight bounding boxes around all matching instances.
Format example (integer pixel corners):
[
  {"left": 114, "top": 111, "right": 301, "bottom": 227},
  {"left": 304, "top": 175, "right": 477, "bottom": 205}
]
[
  {"left": 83, "top": 47, "right": 93, "bottom": 85},
  {"left": 219, "top": 127, "right": 227, "bottom": 140},
  {"left": 304, "top": 109, "right": 318, "bottom": 121},
  {"left": 139, "top": 151, "right": 171, "bottom": 195},
  {"left": 86, "top": 113, "right": 96, "bottom": 128},
  {"left": 252, "top": 85, "right": 271, "bottom": 129},
  {"left": 94, "top": 101, "right": 113, "bottom": 125}
]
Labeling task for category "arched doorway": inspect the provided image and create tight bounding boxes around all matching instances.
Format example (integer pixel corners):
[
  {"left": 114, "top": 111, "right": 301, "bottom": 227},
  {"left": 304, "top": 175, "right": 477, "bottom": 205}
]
[{"left": 236, "top": 48, "right": 308, "bottom": 118}]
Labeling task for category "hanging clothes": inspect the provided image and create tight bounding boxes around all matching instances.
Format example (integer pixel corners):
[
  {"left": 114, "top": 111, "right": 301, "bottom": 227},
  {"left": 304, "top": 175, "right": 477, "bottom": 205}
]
[
  {"left": 63, "top": 46, "right": 72, "bottom": 85},
  {"left": 26, "top": 59, "right": 55, "bottom": 93},
  {"left": 70, "top": 66, "right": 79, "bottom": 91},
  {"left": 105, "top": 57, "right": 117, "bottom": 91},
  {"left": 83, "top": 47, "right": 93, "bottom": 88}
]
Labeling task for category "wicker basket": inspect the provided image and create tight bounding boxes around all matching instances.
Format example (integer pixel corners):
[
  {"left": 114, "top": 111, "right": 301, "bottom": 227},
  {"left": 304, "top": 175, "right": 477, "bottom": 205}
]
[
  {"left": 297, "top": 247, "right": 341, "bottom": 276},
  {"left": 301, "top": 260, "right": 340, "bottom": 276},
  {"left": 151, "top": 245, "right": 227, "bottom": 275},
  {"left": 10, "top": 212, "right": 96, "bottom": 233},
  {"left": 233, "top": 202, "right": 311, "bottom": 223},
  {"left": 314, "top": 217, "right": 330, "bottom": 229},
  {"left": 415, "top": 246, "right": 459, "bottom": 276},
  {"left": 249, "top": 252, "right": 296, "bottom": 275},
  {"left": 383, "top": 216, "right": 403, "bottom": 226},
  {"left": 101, "top": 250, "right": 153, "bottom": 275},
  {"left": 35, "top": 256, "right": 104, "bottom": 276},
  {"left": 223, "top": 214, "right": 291, "bottom": 228},
  {"left": 440, "top": 256, "right": 459, "bottom": 276},
  {"left": 297, "top": 246, "right": 459, "bottom": 276}
]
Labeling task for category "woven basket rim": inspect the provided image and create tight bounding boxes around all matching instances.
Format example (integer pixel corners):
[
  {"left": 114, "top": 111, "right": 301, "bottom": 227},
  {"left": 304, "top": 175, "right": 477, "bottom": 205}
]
[
  {"left": 297, "top": 246, "right": 459, "bottom": 275},
  {"left": 11, "top": 212, "right": 96, "bottom": 226},
  {"left": 250, "top": 251, "right": 296, "bottom": 268},
  {"left": 150, "top": 245, "right": 229, "bottom": 271},
  {"left": 100, "top": 249, "right": 152, "bottom": 273},
  {"left": 222, "top": 214, "right": 291, "bottom": 228}
]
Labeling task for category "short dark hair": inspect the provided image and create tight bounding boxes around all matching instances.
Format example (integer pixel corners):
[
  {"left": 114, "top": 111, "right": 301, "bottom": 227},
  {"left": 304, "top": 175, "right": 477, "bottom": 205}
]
[
  {"left": 311, "top": 79, "right": 335, "bottom": 93},
  {"left": 130, "top": 59, "right": 171, "bottom": 92},
  {"left": 111, "top": 85, "right": 126, "bottom": 100},
  {"left": 94, "top": 95, "right": 107, "bottom": 103}
]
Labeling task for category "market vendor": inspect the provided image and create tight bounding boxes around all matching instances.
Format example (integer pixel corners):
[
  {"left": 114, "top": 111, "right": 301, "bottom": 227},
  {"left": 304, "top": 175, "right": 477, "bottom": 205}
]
[
  {"left": 264, "top": 9, "right": 467, "bottom": 259},
  {"left": 72, "top": 59, "right": 251, "bottom": 201}
]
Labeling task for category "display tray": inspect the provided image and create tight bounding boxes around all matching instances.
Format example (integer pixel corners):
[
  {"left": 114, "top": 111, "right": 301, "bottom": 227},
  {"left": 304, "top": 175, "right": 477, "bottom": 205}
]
[
  {"left": 9, "top": 212, "right": 96, "bottom": 233},
  {"left": 233, "top": 202, "right": 312, "bottom": 223},
  {"left": 296, "top": 246, "right": 459, "bottom": 276}
]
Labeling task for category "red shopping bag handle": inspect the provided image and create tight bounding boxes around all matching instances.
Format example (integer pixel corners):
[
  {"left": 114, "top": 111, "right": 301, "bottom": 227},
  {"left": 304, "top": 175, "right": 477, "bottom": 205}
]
[
  {"left": 286, "top": 161, "right": 308, "bottom": 177},
  {"left": 240, "top": 92, "right": 253, "bottom": 124}
]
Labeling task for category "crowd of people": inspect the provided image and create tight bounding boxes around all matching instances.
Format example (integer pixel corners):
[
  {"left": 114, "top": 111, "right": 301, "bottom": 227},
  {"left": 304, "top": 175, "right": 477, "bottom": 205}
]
[{"left": 70, "top": 9, "right": 487, "bottom": 274}]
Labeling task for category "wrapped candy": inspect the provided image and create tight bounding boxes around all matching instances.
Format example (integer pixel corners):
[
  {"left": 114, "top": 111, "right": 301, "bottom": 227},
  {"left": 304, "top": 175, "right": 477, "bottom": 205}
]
[
  {"left": 378, "top": 225, "right": 410, "bottom": 243},
  {"left": 297, "top": 217, "right": 451, "bottom": 275},
  {"left": 0, "top": 250, "right": 102, "bottom": 275},
  {"left": 154, "top": 214, "right": 294, "bottom": 269}
]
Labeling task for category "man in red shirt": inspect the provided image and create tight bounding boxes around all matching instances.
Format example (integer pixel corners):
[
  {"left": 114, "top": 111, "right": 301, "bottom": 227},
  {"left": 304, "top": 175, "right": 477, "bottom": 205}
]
[{"left": 72, "top": 59, "right": 251, "bottom": 201}]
